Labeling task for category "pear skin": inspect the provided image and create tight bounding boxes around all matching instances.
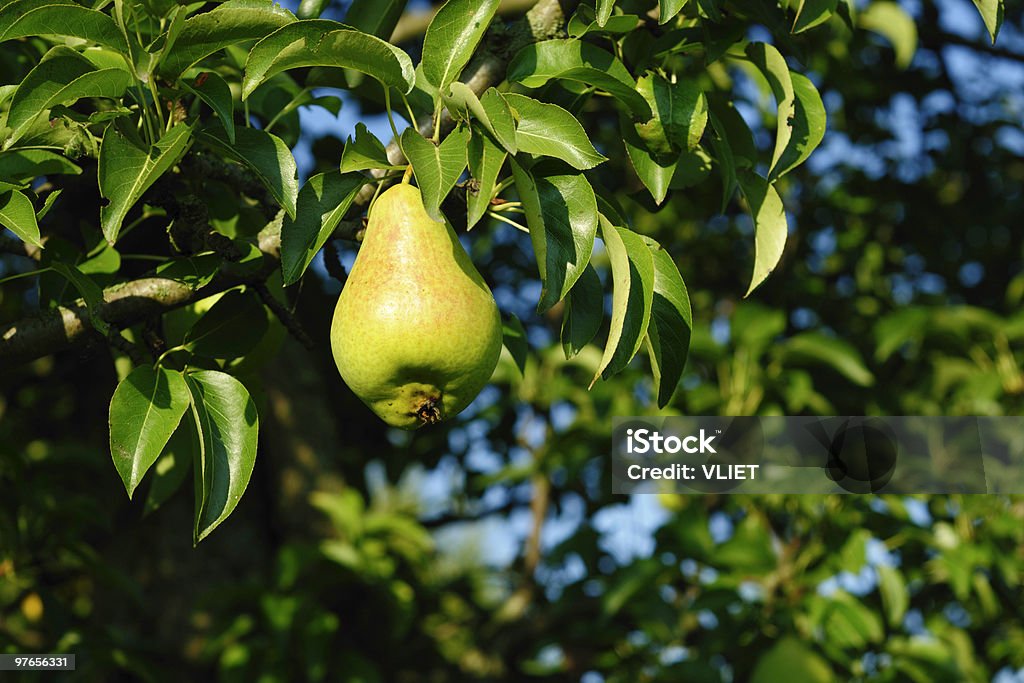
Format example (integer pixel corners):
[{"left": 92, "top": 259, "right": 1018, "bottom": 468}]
[{"left": 330, "top": 183, "right": 502, "bottom": 429}]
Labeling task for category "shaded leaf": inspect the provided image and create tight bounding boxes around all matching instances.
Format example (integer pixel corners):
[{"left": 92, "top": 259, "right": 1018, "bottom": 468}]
[
  {"left": 143, "top": 414, "right": 196, "bottom": 515},
  {"left": 592, "top": 218, "right": 655, "bottom": 386},
  {"left": 181, "top": 71, "right": 235, "bottom": 144},
  {"left": 99, "top": 121, "right": 193, "bottom": 244},
  {"left": 510, "top": 160, "right": 598, "bottom": 313},
  {"left": 561, "top": 264, "right": 603, "bottom": 358},
  {"left": 50, "top": 261, "right": 110, "bottom": 335},
  {"left": 281, "top": 171, "right": 366, "bottom": 284},
  {"left": 466, "top": 127, "right": 507, "bottom": 229},
  {"left": 199, "top": 124, "right": 298, "bottom": 219},
  {"left": 109, "top": 366, "right": 191, "bottom": 499},
  {"left": 344, "top": 0, "right": 407, "bottom": 39},
  {"left": 0, "top": 150, "right": 82, "bottom": 182},
  {"left": 184, "top": 289, "right": 269, "bottom": 359},
  {"left": 644, "top": 242, "right": 692, "bottom": 407},
  {"left": 877, "top": 565, "right": 909, "bottom": 627},
  {"left": 502, "top": 314, "right": 528, "bottom": 375}
]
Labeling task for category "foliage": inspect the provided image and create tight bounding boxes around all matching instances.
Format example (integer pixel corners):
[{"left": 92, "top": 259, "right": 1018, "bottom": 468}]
[{"left": 1, "top": 0, "right": 1022, "bottom": 680}]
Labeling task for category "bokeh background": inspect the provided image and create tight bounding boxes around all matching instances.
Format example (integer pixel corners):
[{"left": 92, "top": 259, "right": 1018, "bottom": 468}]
[{"left": 2, "top": 0, "right": 1023, "bottom": 680}]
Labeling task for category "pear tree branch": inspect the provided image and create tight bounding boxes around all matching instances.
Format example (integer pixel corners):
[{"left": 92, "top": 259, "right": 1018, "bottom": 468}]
[{"left": 0, "top": 0, "right": 576, "bottom": 364}]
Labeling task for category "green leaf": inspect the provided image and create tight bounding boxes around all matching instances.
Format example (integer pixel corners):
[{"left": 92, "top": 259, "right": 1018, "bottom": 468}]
[
  {"left": 504, "top": 93, "right": 606, "bottom": 170},
  {"left": 510, "top": 161, "right": 598, "bottom": 313},
  {"left": 779, "top": 332, "right": 875, "bottom": 387},
  {"left": 99, "top": 121, "right": 193, "bottom": 245},
  {"left": 660, "top": 0, "right": 690, "bottom": 24},
  {"left": 0, "top": 0, "right": 128, "bottom": 51},
  {"left": 568, "top": 12, "right": 638, "bottom": 37},
  {"left": 751, "top": 638, "right": 833, "bottom": 683},
  {"left": 109, "top": 365, "right": 191, "bottom": 499},
  {"left": 344, "top": 0, "right": 407, "bottom": 39},
  {"left": 971, "top": 0, "right": 1003, "bottom": 43},
  {"left": 185, "top": 370, "right": 259, "bottom": 544},
  {"left": 157, "top": 0, "right": 296, "bottom": 78},
  {"left": 339, "top": 123, "right": 395, "bottom": 173},
  {"left": 0, "top": 150, "right": 82, "bottom": 183},
  {"left": 707, "top": 101, "right": 756, "bottom": 210},
  {"left": 181, "top": 71, "right": 235, "bottom": 144},
  {"left": 770, "top": 72, "right": 826, "bottom": 180},
  {"left": 199, "top": 124, "right": 298, "bottom": 219},
  {"left": 184, "top": 289, "right": 269, "bottom": 359},
  {"left": 877, "top": 565, "right": 909, "bottom": 627},
  {"left": 738, "top": 171, "right": 787, "bottom": 297},
  {"left": 155, "top": 253, "right": 222, "bottom": 290},
  {"left": 0, "top": 190, "right": 42, "bottom": 248},
  {"left": 49, "top": 261, "right": 110, "bottom": 335},
  {"left": 507, "top": 39, "right": 651, "bottom": 120},
  {"left": 297, "top": 0, "right": 329, "bottom": 19},
  {"left": 859, "top": 1, "right": 917, "bottom": 69},
  {"left": 466, "top": 127, "right": 507, "bottom": 229},
  {"left": 243, "top": 20, "right": 415, "bottom": 98},
  {"left": 143, "top": 415, "right": 196, "bottom": 515},
  {"left": 502, "top": 314, "right": 528, "bottom": 375},
  {"left": 401, "top": 126, "right": 471, "bottom": 222},
  {"left": 561, "top": 264, "right": 603, "bottom": 358},
  {"left": 596, "top": 0, "right": 615, "bottom": 26},
  {"left": 281, "top": 171, "right": 366, "bottom": 285},
  {"left": 644, "top": 242, "right": 692, "bottom": 407},
  {"left": 745, "top": 42, "right": 796, "bottom": 178},
  {"left": 444, "top": 84, "right": 517, "bottom": 154},
  {"left": 635, "top": 72, "right": 707, "bottom": 154},
  {"left": 422, "top": 0, "right": 500, "bottom": 92},
  {"left": 621, "top": 114, "right": 677, "bottom": 205},
  {"left": 793, "top": 0, "right": 838, "bottom": 33},
  {"left": 592, "top": 218, "right": 655, "bottom": 386},
  {"left": 35, "top": 188, "right": 61, "bottom": 222},
  {"left": 4, "top": 47, "right": 132, "bottom": 147}
]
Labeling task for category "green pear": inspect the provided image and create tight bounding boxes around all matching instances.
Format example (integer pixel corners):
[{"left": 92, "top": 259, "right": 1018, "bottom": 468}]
[{"left": 330, "top": 183, "right": 503, "bottom": 429}]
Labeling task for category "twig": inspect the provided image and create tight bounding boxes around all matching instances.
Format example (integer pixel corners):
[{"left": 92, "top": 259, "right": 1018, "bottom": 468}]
[
  {"left": 252, "top": 282, "right": 314, "bottom": 350},
  {"left": 107, "top": 327, "right": 147, "bottom": 366}
]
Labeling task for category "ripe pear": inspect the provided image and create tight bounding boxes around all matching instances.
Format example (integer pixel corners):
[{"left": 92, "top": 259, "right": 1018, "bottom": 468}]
[{"left": 330, "top": 183, "right": 503, "bottom": 429}]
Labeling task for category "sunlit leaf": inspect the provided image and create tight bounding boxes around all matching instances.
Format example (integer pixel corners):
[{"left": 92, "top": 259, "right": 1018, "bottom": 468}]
[
  {"left": 186, "top": 370, "right": 259, "bottom": 544},
  {"left": 421, "top": 0, "right": 500, "bottom": 92},
  {"left": 281, "top": 171, "right": 366, "bottom": 284},
  {"left": 738, "top": 171, "right": 787, "bottom": 297},
  {"left": 504, "top": 93, "right": 606, "bottom": 170},
  {"left": 859, "top": 1, "right": 917, "bottom": 69},
  {"left": 109, "top": 366, "right": 191, "bottom": 499},
  {"left": 199, "top": 124, "right": 298, "bottom": 219},
  {"left": 402, "top": 125, "right": 471, "bottom": 222}
]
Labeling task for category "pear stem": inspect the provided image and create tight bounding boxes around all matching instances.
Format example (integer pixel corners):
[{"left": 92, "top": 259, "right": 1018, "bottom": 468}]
[
  {"left": 488, "top": 211, "right": 530, "bottom": 233},
  {"left": 401, "top": 165, "right": 414, "bottom": 185},
  {"left": 384, "top": 87, "right": 404, "bottom": 158}
]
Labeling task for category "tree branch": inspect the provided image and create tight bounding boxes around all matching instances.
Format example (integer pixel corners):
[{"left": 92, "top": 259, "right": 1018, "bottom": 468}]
[{"left": 0, "top": 0, "right": 576, "bottom": 364}]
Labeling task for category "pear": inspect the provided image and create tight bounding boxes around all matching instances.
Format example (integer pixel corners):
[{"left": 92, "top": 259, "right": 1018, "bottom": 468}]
[{"left": 330, "top": 183, "right": 503, "bottom": 429}]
